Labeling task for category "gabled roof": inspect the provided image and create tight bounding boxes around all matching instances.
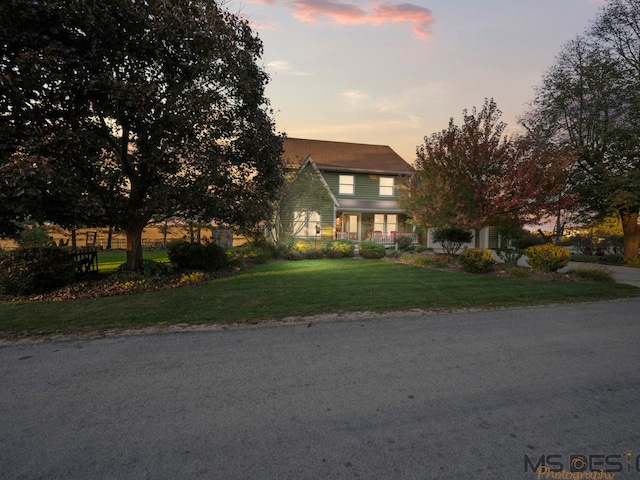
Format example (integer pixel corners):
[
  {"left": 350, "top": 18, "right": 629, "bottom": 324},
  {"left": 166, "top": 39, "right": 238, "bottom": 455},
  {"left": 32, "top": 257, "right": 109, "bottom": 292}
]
[
  {"left": 295, "top": 156, "right": 339, "bottom": 207},
  {"left": 282, "top": 138, "right": 414, "bottom": 175}
]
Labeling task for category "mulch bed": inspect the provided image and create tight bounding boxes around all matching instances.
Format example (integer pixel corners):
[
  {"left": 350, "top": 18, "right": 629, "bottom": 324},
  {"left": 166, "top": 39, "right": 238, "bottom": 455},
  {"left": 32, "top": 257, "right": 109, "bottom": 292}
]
[
  {"left": 385, "top": 254, "right": 581, "bottom": 282},
  {"left": 0, "top": 265, "right": 242, "bottom": 303}
]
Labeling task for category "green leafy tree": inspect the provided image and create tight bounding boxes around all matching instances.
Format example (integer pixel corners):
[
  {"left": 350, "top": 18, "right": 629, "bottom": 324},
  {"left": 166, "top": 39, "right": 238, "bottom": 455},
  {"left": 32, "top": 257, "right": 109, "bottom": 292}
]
[
  {"left": 527, "top": 0, "right": 640, "bottom": 258},
  {"left": 1, "top": 0, "right": 284, "bottom": 269}
]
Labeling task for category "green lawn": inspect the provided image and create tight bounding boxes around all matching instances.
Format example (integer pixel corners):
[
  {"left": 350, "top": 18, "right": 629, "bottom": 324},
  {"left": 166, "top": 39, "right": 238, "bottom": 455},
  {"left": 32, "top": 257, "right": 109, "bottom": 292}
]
[
  {"left": 1, "top": 259, "right": 638, "bottom": 338},
  {"left": 98, "top": 249, "right": 170, "bottom": 272}
]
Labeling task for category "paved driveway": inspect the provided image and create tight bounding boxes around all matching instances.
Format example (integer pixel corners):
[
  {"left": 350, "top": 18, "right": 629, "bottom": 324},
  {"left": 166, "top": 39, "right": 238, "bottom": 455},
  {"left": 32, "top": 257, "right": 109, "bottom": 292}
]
[
  {"left": 1, "top": 299, "right": 639, "bottom": 480},
  {"left": 561, "top": 261, "right": 640, "bottom": 287}
]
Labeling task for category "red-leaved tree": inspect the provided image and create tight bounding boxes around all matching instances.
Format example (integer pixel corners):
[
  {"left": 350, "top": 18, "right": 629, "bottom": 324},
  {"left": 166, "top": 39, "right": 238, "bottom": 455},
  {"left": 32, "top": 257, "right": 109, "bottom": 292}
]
[{"left": 400, "top": 99, "right": 574, "bottom": 246}]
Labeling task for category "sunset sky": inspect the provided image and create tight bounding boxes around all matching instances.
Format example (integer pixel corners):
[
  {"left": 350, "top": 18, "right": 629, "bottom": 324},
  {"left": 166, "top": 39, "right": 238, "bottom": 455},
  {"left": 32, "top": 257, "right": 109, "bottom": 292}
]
[{"left": 229, "top": 0, "right": 605, "bottom": 163}]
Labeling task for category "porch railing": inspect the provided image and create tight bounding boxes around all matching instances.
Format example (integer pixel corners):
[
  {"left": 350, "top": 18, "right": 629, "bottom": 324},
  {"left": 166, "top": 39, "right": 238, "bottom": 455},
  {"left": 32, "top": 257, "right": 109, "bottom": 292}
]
[
  {"left": 335, "top": 232, "right": 419, "bottom": 245},
  {"left": 371, "top": 232, "right": 418, "bottom": 245},
  {"left": 335, "top": 232, "right": 357, "bottom": 241}
]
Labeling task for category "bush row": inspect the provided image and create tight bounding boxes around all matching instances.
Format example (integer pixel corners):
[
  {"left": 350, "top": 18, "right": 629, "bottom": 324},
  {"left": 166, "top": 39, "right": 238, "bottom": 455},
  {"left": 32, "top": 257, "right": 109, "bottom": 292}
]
[
  {"left": 0, "top": 240, "right": 231, "bottom": 296},
  {"left": 0, "top": 247, "right": 76, "bottom": 295}
]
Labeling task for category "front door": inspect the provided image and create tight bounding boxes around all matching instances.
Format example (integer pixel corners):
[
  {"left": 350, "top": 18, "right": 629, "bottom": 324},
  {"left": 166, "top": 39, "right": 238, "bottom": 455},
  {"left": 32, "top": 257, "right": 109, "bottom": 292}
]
[{"left": 348, "top": 214, "right": 359, "bottom": 241}]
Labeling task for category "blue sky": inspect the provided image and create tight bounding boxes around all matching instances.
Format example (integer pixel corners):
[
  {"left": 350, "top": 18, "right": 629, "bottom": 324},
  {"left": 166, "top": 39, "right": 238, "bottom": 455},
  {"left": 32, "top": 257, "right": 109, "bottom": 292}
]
[{"left": 229, "top": 0, "right": 604, "bottom": 162}]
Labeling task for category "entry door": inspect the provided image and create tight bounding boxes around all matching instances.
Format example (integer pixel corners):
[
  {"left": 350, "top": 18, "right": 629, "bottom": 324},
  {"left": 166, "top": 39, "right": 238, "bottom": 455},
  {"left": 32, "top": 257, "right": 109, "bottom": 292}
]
[{"left": 348, "top": 214, "right": 359, "bottom": 241}]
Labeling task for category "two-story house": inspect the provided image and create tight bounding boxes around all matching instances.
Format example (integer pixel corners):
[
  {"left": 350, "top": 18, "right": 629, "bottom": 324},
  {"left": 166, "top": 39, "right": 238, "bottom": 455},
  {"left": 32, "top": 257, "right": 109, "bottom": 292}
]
[{"left": 280, "top": 138, "right": 416, "bottom": 246}]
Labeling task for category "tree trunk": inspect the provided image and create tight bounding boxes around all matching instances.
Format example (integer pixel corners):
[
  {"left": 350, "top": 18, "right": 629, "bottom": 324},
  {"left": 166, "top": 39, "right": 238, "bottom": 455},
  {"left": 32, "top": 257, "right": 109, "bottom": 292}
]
[
  {"left": 620, "top": 209, "right": 640, "bottom": 259},
  {"left": 107, "top": 226, "right": 113, "bottom": 250},
  {"left": 474, "top": 228, "right": 481, "bottom": 248},
  {"left": 554, "top": 211, "right": 565, "bottom": 245},
  {"left": 125, "top": 223, "right": 146, "bottom": 270},
  {"left": 163, "top": 221, "right": 167, "bottom": 249}
]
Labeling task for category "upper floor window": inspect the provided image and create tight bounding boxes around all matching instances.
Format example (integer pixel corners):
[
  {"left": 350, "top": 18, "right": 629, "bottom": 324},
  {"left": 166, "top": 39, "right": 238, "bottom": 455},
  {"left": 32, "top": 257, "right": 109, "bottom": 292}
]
[
  {"left": 379, "top": 177, "right": 394, "bottom": 196},
  {"left": 339, "top": 175, "right": 354, "bottom": 195}
]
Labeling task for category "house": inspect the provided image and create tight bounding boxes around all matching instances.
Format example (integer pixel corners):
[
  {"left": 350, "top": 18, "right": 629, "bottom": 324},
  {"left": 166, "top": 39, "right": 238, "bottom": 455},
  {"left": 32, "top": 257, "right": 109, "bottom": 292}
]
[{"left": 278, "top": 138, "right": 417, "bottom": 246}]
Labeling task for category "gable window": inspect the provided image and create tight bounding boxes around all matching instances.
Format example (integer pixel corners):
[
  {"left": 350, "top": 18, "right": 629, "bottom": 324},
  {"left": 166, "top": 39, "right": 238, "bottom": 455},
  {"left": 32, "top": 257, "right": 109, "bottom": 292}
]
[
  {"left": 339, "top": 175, "right": 354, "bottom": 195},
  {"left": 293, "top": 211, "right": 321, "bottom": 238},
  {"left": 379, "top": 177, "right": 394, "bottom": 196}
]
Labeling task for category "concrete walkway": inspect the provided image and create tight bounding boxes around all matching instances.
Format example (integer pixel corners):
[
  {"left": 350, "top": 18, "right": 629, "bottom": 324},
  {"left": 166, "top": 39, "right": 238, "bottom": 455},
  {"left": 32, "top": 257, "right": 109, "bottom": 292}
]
[{"left": 559, "top": 261, "right": 640, "bottom": 288}]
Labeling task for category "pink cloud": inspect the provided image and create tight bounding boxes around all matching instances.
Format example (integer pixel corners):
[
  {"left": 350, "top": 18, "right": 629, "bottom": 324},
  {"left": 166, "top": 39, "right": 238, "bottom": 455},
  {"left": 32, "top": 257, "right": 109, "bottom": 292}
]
[
  {"left": 370, "top": 3, "right": 433, "bottom": 38},
  {"left": 289, "top": 0, "right": 367, "bottom": 24},
  {"left": 287, "top": 0, "right": 434, "bottom": 38}
]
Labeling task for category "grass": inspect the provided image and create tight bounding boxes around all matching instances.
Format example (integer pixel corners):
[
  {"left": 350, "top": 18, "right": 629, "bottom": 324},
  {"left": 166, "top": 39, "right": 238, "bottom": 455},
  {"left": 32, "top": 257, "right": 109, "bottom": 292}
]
[
  {"left": 98, "top": 249, "right": 169, "bottom": 272},
  {"left": 1, "top": 258, "right": 639, "bottom": 338},
  {"left": 566, "top": 268, "right": 616, "bottom": 283}
]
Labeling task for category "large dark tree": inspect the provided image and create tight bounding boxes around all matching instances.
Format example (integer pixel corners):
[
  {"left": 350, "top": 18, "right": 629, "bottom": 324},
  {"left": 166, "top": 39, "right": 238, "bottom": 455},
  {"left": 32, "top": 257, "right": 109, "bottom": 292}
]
[
  {"left": 527, "top": 0, "right": 640, "bottom": 258},
  {"left": 1, "top": 0, "right": 284, "bottom": 269}
]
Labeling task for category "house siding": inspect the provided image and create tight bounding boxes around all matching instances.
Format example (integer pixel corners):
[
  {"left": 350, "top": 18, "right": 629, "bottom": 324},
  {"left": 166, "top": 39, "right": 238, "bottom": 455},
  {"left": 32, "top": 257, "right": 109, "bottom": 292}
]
[
  {"left": 323, "top": 172, "right": 399, "bottom": 201},
  {"left": 279, "top": 139, "right": 415, "bottom": 245},
  {"left": 282, "top": 162, "right": 335, "bottom": 240}
]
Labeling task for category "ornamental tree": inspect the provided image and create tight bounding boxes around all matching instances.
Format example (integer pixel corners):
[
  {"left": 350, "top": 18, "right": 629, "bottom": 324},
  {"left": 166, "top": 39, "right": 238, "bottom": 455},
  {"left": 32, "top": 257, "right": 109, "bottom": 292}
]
[{"left": 400, "top": 99, "right": 570, "bottom": 247}]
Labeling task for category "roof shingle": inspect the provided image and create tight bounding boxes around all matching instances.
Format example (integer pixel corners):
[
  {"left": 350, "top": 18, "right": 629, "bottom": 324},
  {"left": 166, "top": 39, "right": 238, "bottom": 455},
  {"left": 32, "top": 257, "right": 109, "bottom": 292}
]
[{"left": 282, "top": 138, "right": 413, "bottom": 174}]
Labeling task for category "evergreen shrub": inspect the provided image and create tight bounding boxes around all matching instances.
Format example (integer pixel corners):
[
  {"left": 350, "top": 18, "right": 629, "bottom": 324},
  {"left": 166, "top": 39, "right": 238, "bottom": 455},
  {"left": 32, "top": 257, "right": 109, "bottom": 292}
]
[
  {"left": 413, "top": 255, "right": 437, "bottom": 267},
  {"left": 359, "top": 241, "right": 386, "bottom": 259},
  {"left": 459, "top": 248, "right": 497, "bottom": 273},
  {"left": 323, "top": 239, "right": 355, "bottom": 258},
  {"left": 167, "top": 240, "right": 227, "bottom": 271},
  {"left": 395, "top": 235, "right": 413, "bottom": 251},
  {"left": 525, "top": 244, "right": 570, "bottom": 272}
]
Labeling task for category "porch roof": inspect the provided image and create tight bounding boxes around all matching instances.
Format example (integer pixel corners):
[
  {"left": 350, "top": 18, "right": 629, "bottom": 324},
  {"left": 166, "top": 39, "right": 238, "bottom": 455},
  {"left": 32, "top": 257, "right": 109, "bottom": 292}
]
[{"left": 337, "top": 199, "right": 404, "bottom": 214}]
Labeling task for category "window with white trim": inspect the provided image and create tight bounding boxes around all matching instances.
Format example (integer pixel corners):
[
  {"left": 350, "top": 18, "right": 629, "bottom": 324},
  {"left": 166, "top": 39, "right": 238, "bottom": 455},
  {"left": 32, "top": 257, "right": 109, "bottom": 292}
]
[
  {"left": 339, "top": 175, "right": 354, "bottom": 195},
  {"left": 374, "top": 214, "right": 397, "bottom": 233},
  {"left": 379, "top": 177, "right": 394, "bottom": 196},
  {"left": 293, "top": 211, "right": 321, "bottom": 238},
  {"left": 386, "top": 214, "right": 397, "bottom": 232}
]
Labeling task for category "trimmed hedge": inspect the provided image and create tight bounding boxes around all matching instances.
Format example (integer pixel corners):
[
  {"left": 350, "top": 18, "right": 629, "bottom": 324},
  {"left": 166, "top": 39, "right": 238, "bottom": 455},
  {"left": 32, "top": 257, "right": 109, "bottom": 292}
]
[
  {"left": 359, "top": 241, "right": 386, "bottom": 259},
  {"left": 459, "top": 248, "right": 497, "bottom": 273},
  {"left": 525, "top": 243, "right": 570, "bottom": 272},
  {"left": 0, "top": 247, "right": 76, "bottom": 295}
]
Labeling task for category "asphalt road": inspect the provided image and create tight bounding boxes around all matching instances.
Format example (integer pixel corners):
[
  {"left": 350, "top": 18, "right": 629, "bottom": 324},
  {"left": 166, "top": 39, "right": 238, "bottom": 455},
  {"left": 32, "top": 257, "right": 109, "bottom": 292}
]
[{"left": 2, "top": 299, "right": 640, "bottom": 480}]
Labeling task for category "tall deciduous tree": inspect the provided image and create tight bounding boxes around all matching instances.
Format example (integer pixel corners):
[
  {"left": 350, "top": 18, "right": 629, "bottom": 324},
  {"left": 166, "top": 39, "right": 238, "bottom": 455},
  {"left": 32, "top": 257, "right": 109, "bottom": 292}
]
[
  {"left": 0, "top": 0, "right": 284, "bottom": 269},
  {"left": 400, "top": 99, "right": 569, "bottom": 247},
  {"left": 526, "top": 0, "right": 640, "bottom": 258}
]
